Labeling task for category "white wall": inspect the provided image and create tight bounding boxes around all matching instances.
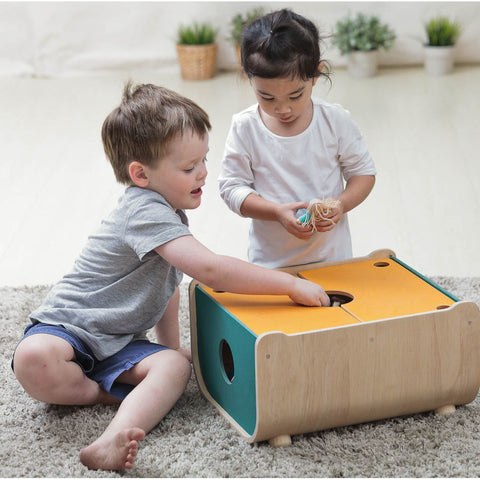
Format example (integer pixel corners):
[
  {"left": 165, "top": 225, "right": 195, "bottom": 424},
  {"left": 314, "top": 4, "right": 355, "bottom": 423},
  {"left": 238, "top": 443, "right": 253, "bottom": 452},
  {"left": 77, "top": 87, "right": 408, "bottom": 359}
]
[{"left": 0, "top": 1, "right": 479, "bottom": 77}]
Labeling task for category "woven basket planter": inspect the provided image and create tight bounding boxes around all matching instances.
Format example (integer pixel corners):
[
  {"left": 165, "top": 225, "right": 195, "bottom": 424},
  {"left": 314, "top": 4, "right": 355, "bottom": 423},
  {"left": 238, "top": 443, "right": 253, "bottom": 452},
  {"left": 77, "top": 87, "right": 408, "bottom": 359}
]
[
  {"left": 176, "top": 43, "right": 217, "bottom": 80},
  {"left": 234, "top": 43, "right": 247, "bottom": 79}
]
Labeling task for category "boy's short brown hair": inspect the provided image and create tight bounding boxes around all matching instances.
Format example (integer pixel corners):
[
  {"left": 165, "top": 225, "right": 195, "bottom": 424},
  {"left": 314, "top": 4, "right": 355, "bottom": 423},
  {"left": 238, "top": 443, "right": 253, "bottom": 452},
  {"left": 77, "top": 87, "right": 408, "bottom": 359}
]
[{"left": 102, "top": 82, "right": 211, "bottom": 185}]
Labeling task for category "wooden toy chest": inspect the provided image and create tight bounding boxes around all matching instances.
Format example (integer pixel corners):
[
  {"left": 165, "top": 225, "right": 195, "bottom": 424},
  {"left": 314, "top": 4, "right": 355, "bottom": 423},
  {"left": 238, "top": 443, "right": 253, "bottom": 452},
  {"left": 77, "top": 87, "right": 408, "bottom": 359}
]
[{"left": 189, "top": 250, "right": 480, "bottom": 446}]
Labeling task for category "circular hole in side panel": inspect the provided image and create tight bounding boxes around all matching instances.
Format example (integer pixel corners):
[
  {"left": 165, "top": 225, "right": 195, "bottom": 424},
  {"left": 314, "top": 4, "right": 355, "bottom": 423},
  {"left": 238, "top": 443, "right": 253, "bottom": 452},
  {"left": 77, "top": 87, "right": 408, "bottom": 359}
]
[
  {"left": 373, "top": 261, "right": 390, "bottom": 267},
  {"left": 219, "top": 339, "right": 235, "bottom": 383},
  {"left": 326, "top": 290, "right": 354, "bottom": 307}
]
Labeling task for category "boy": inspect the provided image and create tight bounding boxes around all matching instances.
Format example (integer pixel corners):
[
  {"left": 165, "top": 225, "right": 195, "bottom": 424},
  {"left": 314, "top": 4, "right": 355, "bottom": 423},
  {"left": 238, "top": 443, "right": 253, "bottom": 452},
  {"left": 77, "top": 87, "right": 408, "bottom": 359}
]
[{"left": 12, "top": 82, "right": 330, "bottom": 471}]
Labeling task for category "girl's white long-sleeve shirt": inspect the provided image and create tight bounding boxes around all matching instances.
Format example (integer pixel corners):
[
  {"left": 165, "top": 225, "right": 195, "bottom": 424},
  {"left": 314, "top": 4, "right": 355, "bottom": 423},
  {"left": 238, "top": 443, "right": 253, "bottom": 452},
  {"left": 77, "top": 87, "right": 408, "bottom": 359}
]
[{"left": 219, "top": 97, "right": 376, "bottom": 269}]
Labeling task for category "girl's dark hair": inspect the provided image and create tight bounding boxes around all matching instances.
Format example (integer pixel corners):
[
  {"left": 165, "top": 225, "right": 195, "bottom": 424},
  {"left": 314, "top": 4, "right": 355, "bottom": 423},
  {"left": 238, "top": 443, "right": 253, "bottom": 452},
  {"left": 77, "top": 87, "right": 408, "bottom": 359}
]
[{"left": 241, "top": 8, "right": 331, "bottom": 82}]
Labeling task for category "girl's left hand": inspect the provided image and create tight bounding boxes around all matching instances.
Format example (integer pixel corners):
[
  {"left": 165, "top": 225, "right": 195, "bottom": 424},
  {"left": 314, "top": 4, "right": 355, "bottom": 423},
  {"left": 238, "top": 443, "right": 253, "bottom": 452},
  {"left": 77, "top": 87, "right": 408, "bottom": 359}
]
[{"left": 314, "top": 202, "right": 343, "bottom": 232}]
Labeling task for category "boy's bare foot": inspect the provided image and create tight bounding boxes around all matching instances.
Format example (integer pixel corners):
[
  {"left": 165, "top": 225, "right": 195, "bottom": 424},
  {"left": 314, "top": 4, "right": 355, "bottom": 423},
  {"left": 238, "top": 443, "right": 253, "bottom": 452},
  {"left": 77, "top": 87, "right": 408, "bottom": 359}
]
[{"left": 79, "top": 428, "right": 145, "bottom": 470}]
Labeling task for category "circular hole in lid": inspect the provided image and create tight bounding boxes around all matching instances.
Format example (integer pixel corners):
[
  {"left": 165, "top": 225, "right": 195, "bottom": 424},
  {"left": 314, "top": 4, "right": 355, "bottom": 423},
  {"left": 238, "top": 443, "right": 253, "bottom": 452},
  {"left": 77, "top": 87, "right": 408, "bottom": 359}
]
[
  {"left": 326, "top": 290, "right": 354, "bottom": 307},
  {"left": 373, "top": 261, "right": 390, "bottom": 267}
]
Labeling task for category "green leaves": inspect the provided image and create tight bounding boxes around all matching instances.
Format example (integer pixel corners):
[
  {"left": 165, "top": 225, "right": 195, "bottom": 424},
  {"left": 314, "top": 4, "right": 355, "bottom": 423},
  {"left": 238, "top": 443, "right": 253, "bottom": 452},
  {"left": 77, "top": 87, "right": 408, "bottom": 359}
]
[
  {"left": 228, "top": 8, "right": 264, "bottom": 45},
  {"left": 332, "top": 13, "right": 396, "bottom": 55},
  {"left": 425, "top": 16, "right": 461, "bottom": 46},
  {"left": 177, "top": 23, "right": 218, "bottom": 45}
]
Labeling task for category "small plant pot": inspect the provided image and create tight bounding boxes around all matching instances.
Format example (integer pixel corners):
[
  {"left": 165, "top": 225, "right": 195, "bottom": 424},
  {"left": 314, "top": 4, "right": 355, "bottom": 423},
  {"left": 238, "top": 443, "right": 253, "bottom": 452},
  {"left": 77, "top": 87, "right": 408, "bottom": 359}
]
[
  {"left": 235, "top": 43, "right": 241, "bottom": 65},
  {"left": 176, "top": 43, "right": 217, "bottom": 80},
  {"left": 347, "top": 50, "right": 378, "bottom": 78},
  {"left": 424, "top": 46, "right": 455, "bottom": 76}
]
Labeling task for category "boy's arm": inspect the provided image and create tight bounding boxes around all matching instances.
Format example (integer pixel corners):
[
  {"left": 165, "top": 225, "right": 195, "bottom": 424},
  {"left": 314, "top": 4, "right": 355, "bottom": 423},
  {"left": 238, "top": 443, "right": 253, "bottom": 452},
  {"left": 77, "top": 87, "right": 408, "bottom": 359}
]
[{"left": 155, "top": 236, "right": 330, "bottom": 306}]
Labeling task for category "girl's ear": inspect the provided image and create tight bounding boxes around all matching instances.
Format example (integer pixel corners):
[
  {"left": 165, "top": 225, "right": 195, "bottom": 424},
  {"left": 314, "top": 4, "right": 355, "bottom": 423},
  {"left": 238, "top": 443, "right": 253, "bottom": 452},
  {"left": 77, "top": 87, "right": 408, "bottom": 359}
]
[
  {"left": 312, "top": 62, "right": 325, "bottom": 86},
  {"left": 128, "top": 161, "right": 149, "bottom": 188}
]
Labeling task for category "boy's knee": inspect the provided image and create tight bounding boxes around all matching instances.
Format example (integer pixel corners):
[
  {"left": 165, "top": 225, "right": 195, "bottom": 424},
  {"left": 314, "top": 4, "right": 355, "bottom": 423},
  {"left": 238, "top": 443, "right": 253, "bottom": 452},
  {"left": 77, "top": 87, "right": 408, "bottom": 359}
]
[
  {"left": 13, "top": 335, "right": 72, "bottom": 390},
  {"left": 170, "top": 350, "right": 192, "bottom": 380},
  {"left": 161, "top": 349, "right": 192, "bottom": 385},
  {"left": 14, "top": 339, "right": 42, "bottom": 373}
]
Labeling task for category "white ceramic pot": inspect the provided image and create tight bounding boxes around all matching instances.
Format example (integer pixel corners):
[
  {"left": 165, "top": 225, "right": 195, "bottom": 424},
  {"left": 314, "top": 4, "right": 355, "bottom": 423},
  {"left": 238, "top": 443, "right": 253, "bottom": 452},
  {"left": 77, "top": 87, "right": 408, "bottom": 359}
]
[
  {"left": 424, "top": 46, "right": 455, "bottom": 76},
  {"left": 347, "top": 50, "right": 378, "bottom": 78}
]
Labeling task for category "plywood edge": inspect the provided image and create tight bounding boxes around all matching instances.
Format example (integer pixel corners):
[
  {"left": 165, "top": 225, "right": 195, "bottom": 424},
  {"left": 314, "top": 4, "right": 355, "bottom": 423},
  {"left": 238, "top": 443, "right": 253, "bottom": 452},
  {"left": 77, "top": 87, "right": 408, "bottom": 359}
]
[
  {"left": 188, "top": 280, "right": 202, "bottom": 371},
  {"left": 189, "top": 280, "right": 258, "bottom": 443},
  {"left": 189, "top": 281, "right": 213, "bottom": 418},
  {"left": 281, "top": 248, "right": 396, "bottom": 276},
  {"left": 341, "top": 299, "right": 479, "bottom": 326},
  {"left": 249, "top": 302, "right": 480, "bottom": 443},
  {"left": 250, "top": 331, "right": 286, "bottom": 443}
]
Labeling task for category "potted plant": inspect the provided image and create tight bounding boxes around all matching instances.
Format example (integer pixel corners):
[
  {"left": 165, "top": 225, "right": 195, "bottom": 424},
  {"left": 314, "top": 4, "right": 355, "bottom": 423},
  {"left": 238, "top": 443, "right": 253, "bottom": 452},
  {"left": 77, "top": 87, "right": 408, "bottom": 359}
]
[
  {"left": 228, "top": 8, "right": 264, "bottom": 65},
  {"left": 332, "top": 13, "right": 396, "bottom": 78},
  {"left": 176, "top": 22, "right": 219, "bottom": 80},
  {"left": 424, "top": 16, "right": 461, "bottom": 75}
]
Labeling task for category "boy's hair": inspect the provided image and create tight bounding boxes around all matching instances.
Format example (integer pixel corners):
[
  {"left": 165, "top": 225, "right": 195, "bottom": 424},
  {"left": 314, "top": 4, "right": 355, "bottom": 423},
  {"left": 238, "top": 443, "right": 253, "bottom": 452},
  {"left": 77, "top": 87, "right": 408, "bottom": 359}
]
[
  {"left": 102, "top": 82, "right": 211, "bottom": 185},
  {"left": 241, "top": 8, "right": 331, "bottom": 83}
]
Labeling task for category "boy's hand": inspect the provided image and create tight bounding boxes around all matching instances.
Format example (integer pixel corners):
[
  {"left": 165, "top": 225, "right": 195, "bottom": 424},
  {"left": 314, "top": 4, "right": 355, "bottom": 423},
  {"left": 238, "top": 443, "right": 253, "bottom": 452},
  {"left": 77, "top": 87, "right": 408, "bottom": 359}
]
[
  {"left": 275, "top": 202, "right": 315, "bottom": 240},
  {"left": 289, "top": 278, "right": 331, "bottom": 307}
]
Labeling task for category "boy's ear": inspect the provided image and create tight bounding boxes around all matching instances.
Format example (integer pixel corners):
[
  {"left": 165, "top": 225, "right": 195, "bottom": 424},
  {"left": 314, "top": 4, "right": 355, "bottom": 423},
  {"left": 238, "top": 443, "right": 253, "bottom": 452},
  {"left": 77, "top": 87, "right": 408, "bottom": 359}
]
[{"left": 128, "top": 161, "right": 149, "bottom": 188}]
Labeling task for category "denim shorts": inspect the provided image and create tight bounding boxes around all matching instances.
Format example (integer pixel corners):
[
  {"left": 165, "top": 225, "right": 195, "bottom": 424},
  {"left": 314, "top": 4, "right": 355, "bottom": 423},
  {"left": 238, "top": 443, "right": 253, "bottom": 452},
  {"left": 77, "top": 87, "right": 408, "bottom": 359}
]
[{"left": 13, "top": 322, "right": 169, "bottom": 400}]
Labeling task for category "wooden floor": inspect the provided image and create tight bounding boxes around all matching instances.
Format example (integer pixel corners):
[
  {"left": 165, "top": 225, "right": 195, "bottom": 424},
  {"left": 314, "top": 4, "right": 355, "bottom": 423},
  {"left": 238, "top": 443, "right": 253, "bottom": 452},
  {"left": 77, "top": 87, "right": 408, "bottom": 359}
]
[{"left": 0, "top": 65, "right": 479, "bottom": 286}]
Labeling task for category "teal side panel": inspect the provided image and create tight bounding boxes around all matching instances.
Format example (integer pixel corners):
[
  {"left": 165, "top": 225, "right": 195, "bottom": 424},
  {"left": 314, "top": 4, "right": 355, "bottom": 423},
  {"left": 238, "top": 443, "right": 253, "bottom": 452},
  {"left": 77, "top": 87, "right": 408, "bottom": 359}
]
[
  {"left": 390, "top": 256, "right": 461, "bottom": 302},
  {"left": 195, "top": 286, "right": 258, "bottom": 435}
]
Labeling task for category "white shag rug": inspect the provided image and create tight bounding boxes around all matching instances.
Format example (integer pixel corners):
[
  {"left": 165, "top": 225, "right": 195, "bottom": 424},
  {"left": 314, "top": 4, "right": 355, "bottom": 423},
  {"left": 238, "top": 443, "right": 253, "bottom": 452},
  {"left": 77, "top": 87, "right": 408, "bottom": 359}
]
[{"left": 1, "top": 277, "right": 480, "bottom": 478}]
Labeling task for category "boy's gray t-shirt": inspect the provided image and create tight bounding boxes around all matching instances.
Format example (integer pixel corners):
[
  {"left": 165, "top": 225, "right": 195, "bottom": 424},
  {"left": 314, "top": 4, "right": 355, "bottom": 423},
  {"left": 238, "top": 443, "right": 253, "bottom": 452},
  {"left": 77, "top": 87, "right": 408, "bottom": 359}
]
[{"left": 30, "top": 186, "right": 191, "bottom": 360}]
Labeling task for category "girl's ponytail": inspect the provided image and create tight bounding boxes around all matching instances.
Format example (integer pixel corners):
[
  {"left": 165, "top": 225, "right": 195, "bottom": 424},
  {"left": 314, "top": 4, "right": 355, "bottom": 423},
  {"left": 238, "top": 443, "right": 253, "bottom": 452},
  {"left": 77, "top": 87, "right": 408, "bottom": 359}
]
[{"left": 241, "top": 9, "right": 330, "bottom": 83}]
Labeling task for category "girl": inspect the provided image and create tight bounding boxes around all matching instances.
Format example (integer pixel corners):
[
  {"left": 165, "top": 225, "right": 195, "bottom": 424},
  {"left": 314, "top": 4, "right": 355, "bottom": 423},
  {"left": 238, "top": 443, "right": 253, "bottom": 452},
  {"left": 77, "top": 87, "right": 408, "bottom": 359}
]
[{"left": 219, "top": 8, "right": 376, "bottom": 269}]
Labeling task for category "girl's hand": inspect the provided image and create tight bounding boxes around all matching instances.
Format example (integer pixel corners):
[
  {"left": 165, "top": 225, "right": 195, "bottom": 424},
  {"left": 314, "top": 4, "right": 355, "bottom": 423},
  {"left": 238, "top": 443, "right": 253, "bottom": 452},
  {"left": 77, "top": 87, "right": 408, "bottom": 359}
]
[
  {"left": 314, "top": 201, "right": 344, "bottom": 232},
  {"left": 275, "top": 202, "right": 315, "bottom": 240},
  {"left": 289, "top": 278, "right": 331, "bottom": 307}
]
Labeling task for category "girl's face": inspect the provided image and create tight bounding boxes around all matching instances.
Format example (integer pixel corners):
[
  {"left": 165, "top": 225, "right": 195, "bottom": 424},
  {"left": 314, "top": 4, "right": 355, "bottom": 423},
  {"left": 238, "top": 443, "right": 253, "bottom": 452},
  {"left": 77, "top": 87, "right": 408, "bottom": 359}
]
[{"left": 251, "top": 75, "right": 318, "bottom": 136}]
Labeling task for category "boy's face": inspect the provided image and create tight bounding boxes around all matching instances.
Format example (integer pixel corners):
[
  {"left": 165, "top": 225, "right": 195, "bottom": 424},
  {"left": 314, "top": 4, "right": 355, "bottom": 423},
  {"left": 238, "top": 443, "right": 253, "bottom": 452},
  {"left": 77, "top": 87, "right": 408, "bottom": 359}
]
[{"left": 143, "top": 130, "right": 209, "bottom": 210}]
